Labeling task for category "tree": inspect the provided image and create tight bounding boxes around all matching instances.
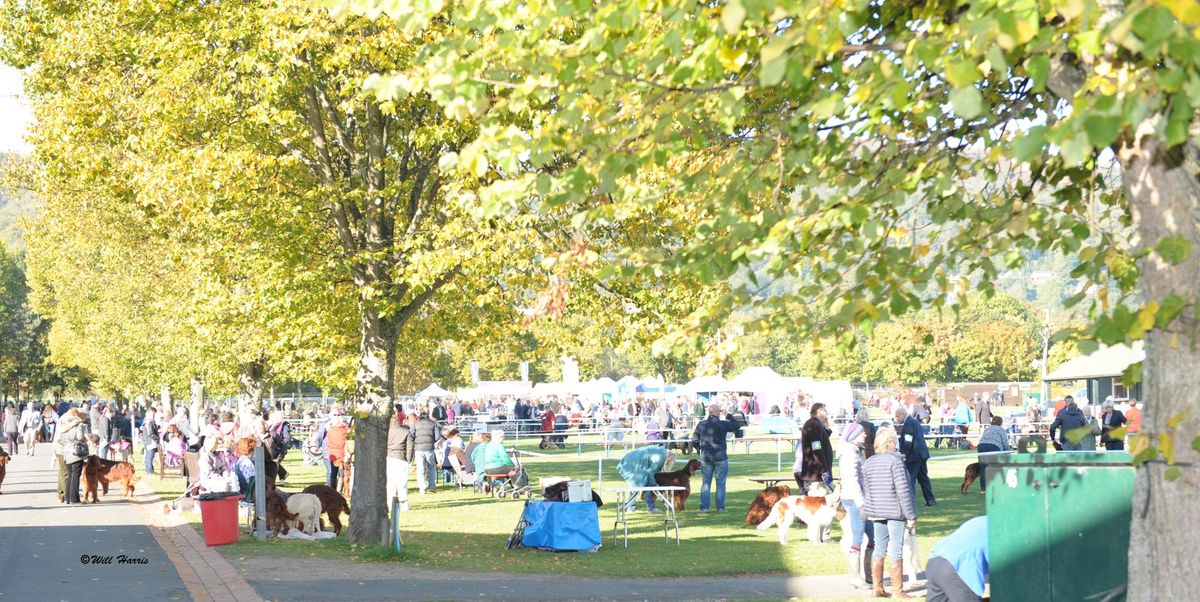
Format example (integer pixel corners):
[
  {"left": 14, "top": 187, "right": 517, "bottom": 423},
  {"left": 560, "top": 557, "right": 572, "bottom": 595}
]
[
  {"left": 863, "top": 320, "right": 952, "bottom": 385},
  {"left": 346, "top": 0, "right": 1200, "bottom": 591}
]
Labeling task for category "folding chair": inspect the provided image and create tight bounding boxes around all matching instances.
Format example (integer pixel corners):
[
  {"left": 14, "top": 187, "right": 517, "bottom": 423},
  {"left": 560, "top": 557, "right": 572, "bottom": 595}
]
[{"left": 447, "top": 450, "right": 473, "bottom": 490}]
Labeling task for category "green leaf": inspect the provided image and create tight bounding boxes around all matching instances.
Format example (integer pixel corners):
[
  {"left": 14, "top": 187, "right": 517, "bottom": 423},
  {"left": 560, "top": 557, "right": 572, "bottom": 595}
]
[
  {"left": 1026, "top": 55, "right": 1049, "bottom": 91},
  {"left": 1157, "top": 235, "right": 1193, "bottom": 264},
  {"left": 1083, "top": 113, "right": 1122, "bottom": 148},
  {"left": 1165, "top": 467, "right": 1182, "bottom": 481},
  {"left": 949, "top": 86, "right": 984, "bottom": 119},
  {"left": 945, "top": 59, "right": 980, "bottom": 88},
  {"left": 1013, "top": 126, "right": 1047, "bottom": 161},
  {"left": 1132, "top": 6, "right": 1177, "bottom": 48},
  {"left": 1122, "top": 361, "right": 1143, "bottom": 386},
  {"left": 760, "top": 56, "right": 787, "bottom": 87},
  {"left": 721, "top": 1, "right": 746, "bottom": 34},
  {"left": 1191, "top": 434, "right": 1200, "bottom": 453},
  {"left": 1065, "top": 425, "right": 1095, "bottom": 443},
  {"left": 1059, "top": 135, "right": 1090, "bottom": 166},
  {"left": 1157, "top": 294, "right": 1187, "bottom": 328}
]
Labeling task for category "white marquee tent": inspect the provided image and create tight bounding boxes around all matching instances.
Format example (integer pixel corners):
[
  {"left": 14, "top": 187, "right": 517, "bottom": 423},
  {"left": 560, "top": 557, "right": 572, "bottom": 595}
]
[{"left": 416, "top": 383, "right": 453, "bottom": 398}]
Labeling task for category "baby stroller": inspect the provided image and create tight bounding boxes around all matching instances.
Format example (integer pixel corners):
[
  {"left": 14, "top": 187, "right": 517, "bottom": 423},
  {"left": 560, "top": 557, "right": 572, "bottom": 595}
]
[
  {"left": 303, "top": 436, "right": 324, "bottom": 466},
  {"left": 488, "top": 449, "right": 534, "bottom": 500}
]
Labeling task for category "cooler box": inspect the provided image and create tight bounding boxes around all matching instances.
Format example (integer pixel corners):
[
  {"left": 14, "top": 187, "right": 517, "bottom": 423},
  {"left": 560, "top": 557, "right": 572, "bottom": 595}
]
[
  {"left": 566, "top": 480, "right": 592, "bottom": 502},
  {"left": 521, "top": 500, "right": 601, "bottom": 551},
  {"left": 198, "top": 494, "right": 243, "bottom": 546}
]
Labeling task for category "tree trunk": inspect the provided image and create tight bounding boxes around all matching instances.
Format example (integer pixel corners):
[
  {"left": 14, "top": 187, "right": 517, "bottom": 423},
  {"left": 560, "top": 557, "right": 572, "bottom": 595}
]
[
  {"left": 237, "top": 360, "right": 268, "bottom": 416},
  {"left": 346, "top": 297, "right": 397, "bottom": 545},
  {"left": 1119, "top": 127, "right": 1200, "bottom": 602},
  {"left": 189, "top": 377, "right": 204, "bottom": 428}
]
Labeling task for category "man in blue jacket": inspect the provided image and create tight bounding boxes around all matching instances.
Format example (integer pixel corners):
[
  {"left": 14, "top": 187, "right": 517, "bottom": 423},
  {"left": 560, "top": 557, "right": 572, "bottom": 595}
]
[
  {"left": 894, "top": 407, "right": 937, "bottom": 507},
  {"left": 690, "top": 403, "right": 743, "bottom": 513},
  {"left": 927, "top": 516, "right": 988, "bottom": 602}
]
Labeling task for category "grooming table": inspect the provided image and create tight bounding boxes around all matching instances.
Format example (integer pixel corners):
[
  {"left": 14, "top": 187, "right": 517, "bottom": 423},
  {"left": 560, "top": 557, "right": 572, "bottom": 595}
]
[{"left": 607, "top": 486, "right": 685, "bottom": 548}]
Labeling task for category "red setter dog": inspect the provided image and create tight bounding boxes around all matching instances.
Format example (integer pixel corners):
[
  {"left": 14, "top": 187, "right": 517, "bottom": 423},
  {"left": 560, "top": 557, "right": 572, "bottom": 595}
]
[
  {"left": 961, "top": 462, "right": 981, "bottom": 494},
  {"left": 0, "top": 450, "right": 9, "bottom": 494},
  {"left": 654, "top": 459, "right": 703, "bottom": 511},
  {"left": 301, "top": 484, "right": 350, "bottom": 535},
  {"left": 265, "top": 489, "right": 299, "bottom": 536},
  {"left": 83, "top": 456, "right": 140, "bottom": 502},
  {"left": 745, "top": 485, "right": 792, "bottom": 526}
]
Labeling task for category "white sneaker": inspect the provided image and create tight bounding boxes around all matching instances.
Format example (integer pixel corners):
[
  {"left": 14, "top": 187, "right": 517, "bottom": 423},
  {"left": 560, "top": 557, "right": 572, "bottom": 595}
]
[{"left": 400, "top": 502, "right": 410, "bottom": 512}]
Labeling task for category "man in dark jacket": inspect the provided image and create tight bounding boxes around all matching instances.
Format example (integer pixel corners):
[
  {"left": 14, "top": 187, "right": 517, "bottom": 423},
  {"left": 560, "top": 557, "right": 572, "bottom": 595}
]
[
  {"left": 690, "top": 403, "right": 743, "bottom": 512},
  {"left": 431, "top": 402, "right": 447, "bottom": 423},
  {"left": 411, "top": 412, "right": 442, "bottom": 494},
  {"left": 1050, "top": 398, "right": 1089, "bottom": 451},
  {"left": 895, "top": 407, "right": 937, "bottom": 507},
  {"left": 795, "top": 403, "right": 834, "bottom": 493}
]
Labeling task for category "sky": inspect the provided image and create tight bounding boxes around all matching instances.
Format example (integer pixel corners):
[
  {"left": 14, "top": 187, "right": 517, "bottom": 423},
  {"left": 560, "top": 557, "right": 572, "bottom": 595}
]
[{"left": 0, "top": 65, "right": 32, "bottom": 154}]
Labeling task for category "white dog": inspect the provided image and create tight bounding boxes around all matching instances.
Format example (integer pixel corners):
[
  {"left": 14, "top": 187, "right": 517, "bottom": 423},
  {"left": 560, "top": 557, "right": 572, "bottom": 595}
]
[
  {"left": 285, "top": 492, "right": 323, "bottom": 536},
  {"left": 756, "top": 485, "right": 842, "bottom": 545},
  {"left": 902, "top": 525, "right": 922, "bottom": 584}
]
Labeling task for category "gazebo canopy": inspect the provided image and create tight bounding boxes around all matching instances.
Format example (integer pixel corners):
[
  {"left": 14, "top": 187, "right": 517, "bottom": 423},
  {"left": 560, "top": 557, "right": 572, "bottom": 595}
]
[
  {"left": 416, "top": 383, "right": 452, "bottom": 398},
  {"left": 685, "top": 374, "right": 732, "bottom": 393}
]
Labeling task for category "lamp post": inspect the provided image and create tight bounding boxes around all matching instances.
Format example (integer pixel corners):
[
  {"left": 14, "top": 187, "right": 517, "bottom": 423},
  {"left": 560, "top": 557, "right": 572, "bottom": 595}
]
[{"left": 1040, "top": 310, "right": 1052, "bottom": 405}]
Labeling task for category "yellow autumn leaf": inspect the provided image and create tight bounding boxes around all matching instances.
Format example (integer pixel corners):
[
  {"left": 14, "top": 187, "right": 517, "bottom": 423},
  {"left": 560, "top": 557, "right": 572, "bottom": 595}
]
[
  {"left": 1160, "top": 432, "right": 1175, "bottom": 465},
  {"left": 1128, "top": 433, "right": 1150, "bottom": 457},
  {"left": 1159, "top": 0, "right": 1200, "bottom": 27},
  {"left": 717, "top": 45, "right": 748, "bottom": 73}
]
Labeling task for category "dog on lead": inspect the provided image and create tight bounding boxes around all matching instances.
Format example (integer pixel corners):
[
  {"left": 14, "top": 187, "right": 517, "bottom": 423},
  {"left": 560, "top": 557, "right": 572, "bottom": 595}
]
[
  {"left": 961, "top": 462, "right": 981, "bottom": 494},
  {"left": 757, "top": 485, "right": 842, "bottom": 545}
]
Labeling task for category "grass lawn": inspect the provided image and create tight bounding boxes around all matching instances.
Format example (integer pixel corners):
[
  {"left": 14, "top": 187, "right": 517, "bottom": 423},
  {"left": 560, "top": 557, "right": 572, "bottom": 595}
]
[{"left": 136, "top": 432, "right": 984, "bottom": 579}]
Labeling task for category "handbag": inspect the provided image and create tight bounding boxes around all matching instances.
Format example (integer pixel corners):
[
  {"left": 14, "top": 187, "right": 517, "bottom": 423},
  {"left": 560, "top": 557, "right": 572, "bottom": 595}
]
[{"left": 72, "top": 439, "right": 89, "bottom": 458}]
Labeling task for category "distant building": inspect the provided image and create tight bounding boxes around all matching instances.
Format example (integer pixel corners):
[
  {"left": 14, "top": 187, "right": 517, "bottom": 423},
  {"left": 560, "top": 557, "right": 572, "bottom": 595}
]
[{"left": 1043, "top": 342, "right": 1144, "bottom": 404}]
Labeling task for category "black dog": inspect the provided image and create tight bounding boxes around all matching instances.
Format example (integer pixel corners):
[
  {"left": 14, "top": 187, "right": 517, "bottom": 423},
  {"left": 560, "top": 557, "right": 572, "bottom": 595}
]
[{"left": 542, "top": 481, "right": 604, "bottom": 507}]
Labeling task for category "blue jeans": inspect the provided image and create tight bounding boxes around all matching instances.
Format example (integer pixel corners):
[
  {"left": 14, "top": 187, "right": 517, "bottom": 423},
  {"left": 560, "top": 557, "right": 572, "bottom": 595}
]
[
  {"left": 145, "top": 447, "right": 157, "bottom": 474},
  {"left": 872, "top": 519, "right": 906, "bottom": 560},
  {"left": 699, "top": 459, "right": 728, "bottom": 511},
  {"left": 976, "top": 443, "right": 1000, "bottom": 492},
  {"left": 621, "top": 477, "right": 658, "bottom": 511},
  {"left": 416, "top": 450, "right": 437, "bottom": 492},
  {"left": 842, "top": 499, "right": 866, "bottom": 550},
  {"left": 325, "top": 458, "right": 340, "bottom": 488}
]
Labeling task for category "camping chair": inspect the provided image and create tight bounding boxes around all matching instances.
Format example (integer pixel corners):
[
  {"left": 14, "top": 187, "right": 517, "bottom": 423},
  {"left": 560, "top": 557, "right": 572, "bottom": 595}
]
[
  {"left": 447, "top": 449, "right": 473, "bottom": 490},
  {"left": 161, "top": 437, "right": 187, "bottom": 476},
  {"left": 240, "top": 475, "right": 257, "bottom": 532},
  {"left": 167, "top": 451, "right": 204, "bottom": 511}
]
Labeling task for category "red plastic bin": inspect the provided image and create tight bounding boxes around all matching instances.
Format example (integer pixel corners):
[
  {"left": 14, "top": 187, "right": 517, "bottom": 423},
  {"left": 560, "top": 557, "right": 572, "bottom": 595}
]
[{"left": 198, "top": 494, "right": 242, "bottom": 546}]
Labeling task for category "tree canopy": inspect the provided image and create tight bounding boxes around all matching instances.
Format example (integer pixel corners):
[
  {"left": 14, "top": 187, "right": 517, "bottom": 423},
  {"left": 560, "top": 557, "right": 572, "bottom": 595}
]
[{"left": 339, "top": 0, "right": 1200, "bottom": 593}]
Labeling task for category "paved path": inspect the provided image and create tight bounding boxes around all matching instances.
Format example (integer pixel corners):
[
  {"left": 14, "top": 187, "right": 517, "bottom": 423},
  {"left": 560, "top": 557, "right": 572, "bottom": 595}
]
[
  {"left": 0, "top": 443, "right": 189, "bottom": 601},
  {"left": 0, "top": 442, "right": 262, "bottom": 602},
  {"left": 2, "top": 442, "right": 920, "bottom": 601},
  {"left": 230, "top": 555, "right": 921, "bottom": 601}
]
